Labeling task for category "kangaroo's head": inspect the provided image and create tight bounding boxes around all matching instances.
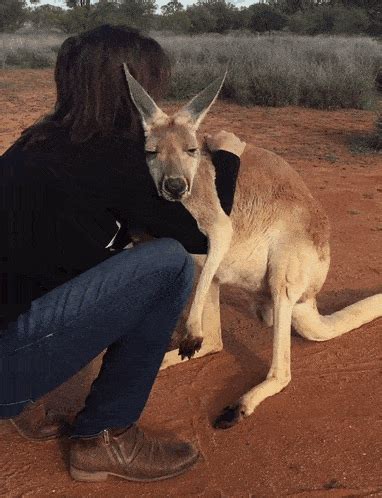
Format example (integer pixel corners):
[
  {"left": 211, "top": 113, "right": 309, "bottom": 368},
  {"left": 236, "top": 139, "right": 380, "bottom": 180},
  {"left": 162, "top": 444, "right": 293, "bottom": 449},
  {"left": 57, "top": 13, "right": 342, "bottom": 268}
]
[{"left": 123, "top": 63, "right": 226, "bottom": 202}]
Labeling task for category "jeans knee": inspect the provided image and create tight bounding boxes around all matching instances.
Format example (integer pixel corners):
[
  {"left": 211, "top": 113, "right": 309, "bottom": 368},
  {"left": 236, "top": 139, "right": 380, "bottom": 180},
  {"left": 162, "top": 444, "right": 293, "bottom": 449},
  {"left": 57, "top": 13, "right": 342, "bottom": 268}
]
[
  {"left": 154, "top": 238, "right": 187, "bottom": 258},
  {"left": 177, "top": 250, "right": 195, "bottom": 295},
  {"left": 155, "top": 238, "right": 195, "bottom": 294},
  {"left": 154, "top": 238, "right": 193, "bottom": 271},
  {"left": 115, "top": 237, "right": 195, "bottom": 300}
]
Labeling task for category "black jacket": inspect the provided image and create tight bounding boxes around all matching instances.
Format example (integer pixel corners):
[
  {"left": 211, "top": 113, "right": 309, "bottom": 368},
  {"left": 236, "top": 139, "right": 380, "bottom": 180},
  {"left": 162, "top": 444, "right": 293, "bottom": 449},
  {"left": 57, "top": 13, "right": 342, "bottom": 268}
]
[{"left": 0, "top": 130, "right": 239, "bottom": 329}]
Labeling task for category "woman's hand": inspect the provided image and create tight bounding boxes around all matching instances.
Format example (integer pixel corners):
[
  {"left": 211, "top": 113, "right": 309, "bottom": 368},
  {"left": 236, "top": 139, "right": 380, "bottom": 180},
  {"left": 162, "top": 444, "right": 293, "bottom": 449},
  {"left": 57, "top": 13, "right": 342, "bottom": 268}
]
[{"left": 204, "top": 130, "right": 246, "bottom": 158}]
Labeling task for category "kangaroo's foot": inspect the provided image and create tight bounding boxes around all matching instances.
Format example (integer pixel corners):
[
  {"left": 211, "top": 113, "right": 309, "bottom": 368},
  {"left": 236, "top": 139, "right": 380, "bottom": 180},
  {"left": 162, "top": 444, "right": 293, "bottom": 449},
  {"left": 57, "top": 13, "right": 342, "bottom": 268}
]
[
  {"left": 213, "top": 372, "right": 291, "bottom": 430},
  {"left": 213, "top": 403, "right": 245, "bottom": 429}
]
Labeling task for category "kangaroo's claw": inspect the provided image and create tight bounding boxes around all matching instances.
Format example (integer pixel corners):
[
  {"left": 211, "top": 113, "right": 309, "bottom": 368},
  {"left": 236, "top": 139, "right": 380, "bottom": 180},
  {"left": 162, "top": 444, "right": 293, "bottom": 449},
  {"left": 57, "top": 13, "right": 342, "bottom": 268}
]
[
  {"left": 213, "top": 404, "right": 245, "bottom": 429},
  {"left": 178, "top": 336, "right": 203, "bottom": 360}
]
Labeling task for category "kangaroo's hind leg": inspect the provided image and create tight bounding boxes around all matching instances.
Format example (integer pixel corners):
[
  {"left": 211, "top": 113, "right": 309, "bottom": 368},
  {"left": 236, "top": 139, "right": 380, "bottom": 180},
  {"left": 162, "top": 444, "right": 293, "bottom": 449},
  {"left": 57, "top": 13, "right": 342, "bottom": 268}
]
[
  {"left": 214, "top": 287, "right": 294, "bottom": 428},
  {"left": 214, "top": 247, "right": 309, "bottom": 429}
]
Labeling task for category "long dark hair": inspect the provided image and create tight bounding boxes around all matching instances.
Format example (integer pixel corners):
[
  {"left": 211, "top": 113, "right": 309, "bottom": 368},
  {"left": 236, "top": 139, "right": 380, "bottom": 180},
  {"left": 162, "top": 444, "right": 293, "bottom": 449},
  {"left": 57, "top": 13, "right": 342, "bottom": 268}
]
[{"left": 21, "top": 25, "right": 170, "bottom": 146}]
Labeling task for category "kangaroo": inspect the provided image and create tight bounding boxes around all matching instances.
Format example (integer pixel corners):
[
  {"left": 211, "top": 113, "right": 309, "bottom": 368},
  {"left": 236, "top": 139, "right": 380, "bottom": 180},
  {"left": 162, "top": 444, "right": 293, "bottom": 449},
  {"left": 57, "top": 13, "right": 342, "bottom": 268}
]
[{"left": 123, "top": 64, "right": 382, "bottom": 429}]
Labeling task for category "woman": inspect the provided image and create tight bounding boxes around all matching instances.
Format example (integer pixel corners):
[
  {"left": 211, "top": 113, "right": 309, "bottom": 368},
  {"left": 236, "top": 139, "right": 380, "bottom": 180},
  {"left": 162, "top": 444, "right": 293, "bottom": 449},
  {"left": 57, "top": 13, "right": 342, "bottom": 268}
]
[{"left": 0, "top": 25, "right": 244, "bottom": 482}]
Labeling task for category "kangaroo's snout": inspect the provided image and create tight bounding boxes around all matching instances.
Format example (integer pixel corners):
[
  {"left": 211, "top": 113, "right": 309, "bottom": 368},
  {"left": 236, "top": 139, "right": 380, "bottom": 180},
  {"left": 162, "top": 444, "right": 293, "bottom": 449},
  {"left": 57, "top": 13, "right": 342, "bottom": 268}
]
[{"left": 162, "top": 177, "right": 188, "bottom": 200}]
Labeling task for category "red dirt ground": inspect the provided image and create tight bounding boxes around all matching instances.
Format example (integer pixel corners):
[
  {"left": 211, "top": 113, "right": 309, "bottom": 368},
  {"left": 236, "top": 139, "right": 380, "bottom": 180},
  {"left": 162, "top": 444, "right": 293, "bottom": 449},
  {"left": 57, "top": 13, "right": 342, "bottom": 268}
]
[{"left": 0, "top": 69, "right": 381, "bottom": 497}]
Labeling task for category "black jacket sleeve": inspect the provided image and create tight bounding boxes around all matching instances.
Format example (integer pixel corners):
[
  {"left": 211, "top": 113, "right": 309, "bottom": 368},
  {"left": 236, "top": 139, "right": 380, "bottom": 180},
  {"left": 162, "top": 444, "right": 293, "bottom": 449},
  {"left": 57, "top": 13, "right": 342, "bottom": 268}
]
[
  {"left": 211, "top": 150, "right": 240, "bottom": 216},
  {"left": 110, "top": 150, "right": 240, "bottom": 254}
]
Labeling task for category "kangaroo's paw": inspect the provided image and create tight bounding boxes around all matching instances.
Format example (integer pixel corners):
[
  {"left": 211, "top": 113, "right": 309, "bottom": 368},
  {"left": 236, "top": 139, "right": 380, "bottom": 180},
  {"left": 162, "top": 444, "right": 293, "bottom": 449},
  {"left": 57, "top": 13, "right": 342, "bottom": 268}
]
[
  {"left": 213, "top": 403, "right": 245, "bottom": 429},
  {"left": 178, "top": 336, "right": 203, "bottom": 361}
]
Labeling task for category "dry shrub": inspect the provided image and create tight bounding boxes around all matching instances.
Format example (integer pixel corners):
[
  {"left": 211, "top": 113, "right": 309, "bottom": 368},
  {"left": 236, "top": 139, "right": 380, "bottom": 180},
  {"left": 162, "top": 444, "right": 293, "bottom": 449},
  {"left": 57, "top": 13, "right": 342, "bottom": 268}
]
[
  {"left": 0, "top": 32, "right": 64, "bottom": 69},
  {"left": 158, "top": 34, "right": 382, "bottom": 110},
  {"left": 4, "top": 48, "right": 55, "bottom": 68}
]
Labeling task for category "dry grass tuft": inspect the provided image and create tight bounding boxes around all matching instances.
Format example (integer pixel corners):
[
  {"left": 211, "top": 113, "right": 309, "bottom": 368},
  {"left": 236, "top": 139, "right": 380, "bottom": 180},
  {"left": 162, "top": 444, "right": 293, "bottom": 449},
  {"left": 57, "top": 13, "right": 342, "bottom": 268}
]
[{"left": 0, "top": 32, "right": 64, "bottom": 69}]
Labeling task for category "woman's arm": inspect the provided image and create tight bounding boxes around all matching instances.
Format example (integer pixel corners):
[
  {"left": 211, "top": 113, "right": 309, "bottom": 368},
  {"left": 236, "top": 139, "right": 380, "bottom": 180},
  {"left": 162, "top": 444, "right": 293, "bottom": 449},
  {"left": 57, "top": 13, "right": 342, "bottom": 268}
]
[
  {"left": 207, "top": 130, "right": 246, "bottom": 216},
  {"left": 210, "top": 150, "right": 240, "bottom": 217}
]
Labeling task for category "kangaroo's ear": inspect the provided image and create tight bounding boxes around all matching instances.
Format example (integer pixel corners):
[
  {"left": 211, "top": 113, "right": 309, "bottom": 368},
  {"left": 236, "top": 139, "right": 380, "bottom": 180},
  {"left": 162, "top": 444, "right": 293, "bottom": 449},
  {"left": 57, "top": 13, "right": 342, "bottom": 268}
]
[
  {"left": 175, "top": 71, "right": 227, "bottom": 130},
  {"left": 123, "top": 63, "right": 168, "bottom": 133}
]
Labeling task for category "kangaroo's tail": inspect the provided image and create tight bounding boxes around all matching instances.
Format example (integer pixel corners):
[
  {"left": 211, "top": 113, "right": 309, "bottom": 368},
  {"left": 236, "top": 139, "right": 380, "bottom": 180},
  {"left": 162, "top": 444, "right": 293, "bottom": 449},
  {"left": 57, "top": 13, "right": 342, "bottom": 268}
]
[{"left": 292, "top": 294, "right": 382, "bottom": 342}]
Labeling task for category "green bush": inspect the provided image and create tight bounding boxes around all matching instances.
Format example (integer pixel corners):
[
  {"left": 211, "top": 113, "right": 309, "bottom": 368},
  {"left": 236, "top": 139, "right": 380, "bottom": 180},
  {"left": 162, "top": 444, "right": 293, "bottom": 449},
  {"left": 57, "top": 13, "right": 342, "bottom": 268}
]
[
  {"left": 332, "top": 6, "right": 369, "bottom": 34},
  {"left": 249, "top": 4, "right": 288, "bottom": 34},
  {"left": 28, "top": 5, "right": 66, "bottom": 31},
  {"left": 289, "top": 5, "right": 370, "bottom": 35},
  {"left": 365, "top": 10, "right": 382, "bottom": 36},
  {"left": 186, "top": 4, "right": 218, "bottom": 33},
  {"left": 0, "top": 0, "right": 26, "bottom": 32},
  {"left": 158, "top": 11, "right": 192, "bottom": 33}
]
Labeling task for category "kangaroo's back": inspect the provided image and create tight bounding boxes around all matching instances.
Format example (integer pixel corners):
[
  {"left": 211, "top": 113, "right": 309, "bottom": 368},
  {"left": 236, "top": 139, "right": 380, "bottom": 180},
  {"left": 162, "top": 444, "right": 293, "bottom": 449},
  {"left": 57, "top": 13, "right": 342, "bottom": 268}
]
[{"left": 230, "top": 145, "right": 330, "bottom": 252}]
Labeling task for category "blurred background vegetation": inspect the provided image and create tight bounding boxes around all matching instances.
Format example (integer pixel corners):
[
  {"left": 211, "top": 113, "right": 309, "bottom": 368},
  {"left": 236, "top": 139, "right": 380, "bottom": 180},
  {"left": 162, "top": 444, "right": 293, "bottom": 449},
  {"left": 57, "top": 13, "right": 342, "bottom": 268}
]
[
  {"left": 0, "top": 0, "right": 381, "bottom": 37},
  {"left": 0, "top": 0, "right": 381, "bottom": 148}
]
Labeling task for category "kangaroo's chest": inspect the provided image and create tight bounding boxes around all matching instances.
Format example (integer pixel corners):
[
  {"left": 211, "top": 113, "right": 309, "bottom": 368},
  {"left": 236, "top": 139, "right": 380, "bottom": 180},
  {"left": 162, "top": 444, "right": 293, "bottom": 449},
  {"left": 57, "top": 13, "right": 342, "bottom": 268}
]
[
  {"left": 192, "top": 235, "right": 270, "bottom": 292},
  {"left": 218, "top": 239, "right": 269, "bottom": 289}
]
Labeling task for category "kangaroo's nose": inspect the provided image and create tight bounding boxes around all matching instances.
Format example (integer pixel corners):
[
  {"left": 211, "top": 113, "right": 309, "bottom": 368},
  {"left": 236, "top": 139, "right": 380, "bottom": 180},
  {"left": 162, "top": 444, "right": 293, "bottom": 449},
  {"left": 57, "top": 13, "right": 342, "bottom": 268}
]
[{"left": 163, "top": 177, "right": 188, "bottom": 197}]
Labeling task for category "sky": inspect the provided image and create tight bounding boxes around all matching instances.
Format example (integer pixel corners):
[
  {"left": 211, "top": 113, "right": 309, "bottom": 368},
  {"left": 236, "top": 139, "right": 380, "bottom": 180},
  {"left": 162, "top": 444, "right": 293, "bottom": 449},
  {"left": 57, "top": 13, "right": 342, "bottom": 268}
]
[{"left": 27, "top": 0, "right": 254, "bottom": 10}]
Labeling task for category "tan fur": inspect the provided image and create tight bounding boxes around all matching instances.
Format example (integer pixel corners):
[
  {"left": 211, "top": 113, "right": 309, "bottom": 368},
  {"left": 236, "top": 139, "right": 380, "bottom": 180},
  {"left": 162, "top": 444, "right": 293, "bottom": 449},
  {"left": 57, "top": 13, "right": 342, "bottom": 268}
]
[
  {"left": 180, "top": 142, "right": 381, "bottom": 422},
  {"left": 185, "top": 144, "right": 331, "bottom": 301},
  {"left": 125, "top": 71, "right": 382, "bottom": 425}
]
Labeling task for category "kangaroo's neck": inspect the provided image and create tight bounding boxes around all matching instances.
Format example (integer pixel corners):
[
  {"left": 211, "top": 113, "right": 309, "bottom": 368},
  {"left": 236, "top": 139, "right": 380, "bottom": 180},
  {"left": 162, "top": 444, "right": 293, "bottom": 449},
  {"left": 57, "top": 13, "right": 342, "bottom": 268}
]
[{"left": 181, "top": 155, "right": 230, "bottom": 232}]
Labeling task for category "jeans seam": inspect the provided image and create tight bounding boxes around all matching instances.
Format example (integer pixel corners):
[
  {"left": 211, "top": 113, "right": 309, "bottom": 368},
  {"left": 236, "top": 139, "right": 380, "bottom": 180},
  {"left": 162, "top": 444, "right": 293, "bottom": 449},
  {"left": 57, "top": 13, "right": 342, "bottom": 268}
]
[{"left": 0, "top": 398, "right": 32, "bottom": 407}]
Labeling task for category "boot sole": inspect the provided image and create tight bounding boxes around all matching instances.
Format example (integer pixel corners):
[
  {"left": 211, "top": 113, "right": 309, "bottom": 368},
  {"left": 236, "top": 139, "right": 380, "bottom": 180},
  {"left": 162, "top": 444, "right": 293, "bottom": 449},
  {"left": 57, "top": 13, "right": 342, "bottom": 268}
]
[{"left": 70, "top": 454, "right": 199, "bottom": 483}]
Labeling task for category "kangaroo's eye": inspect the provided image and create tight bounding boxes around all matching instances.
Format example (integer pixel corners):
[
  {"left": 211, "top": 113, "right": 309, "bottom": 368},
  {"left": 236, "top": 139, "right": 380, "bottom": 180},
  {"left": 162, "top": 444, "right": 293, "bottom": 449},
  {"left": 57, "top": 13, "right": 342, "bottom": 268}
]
[
  {"left": 145, "top": 150, "right": 157, "bottom": 156},
  {"left": 187, "top": 148, "right": 198, "bottom": 155}
]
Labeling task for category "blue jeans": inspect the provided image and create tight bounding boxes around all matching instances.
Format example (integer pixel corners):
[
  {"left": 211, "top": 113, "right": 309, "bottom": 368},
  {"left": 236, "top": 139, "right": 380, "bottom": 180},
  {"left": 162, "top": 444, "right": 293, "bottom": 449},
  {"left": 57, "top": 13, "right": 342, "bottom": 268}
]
[{"left": 0, "top": 239, "right": 194, "bottom": 436}]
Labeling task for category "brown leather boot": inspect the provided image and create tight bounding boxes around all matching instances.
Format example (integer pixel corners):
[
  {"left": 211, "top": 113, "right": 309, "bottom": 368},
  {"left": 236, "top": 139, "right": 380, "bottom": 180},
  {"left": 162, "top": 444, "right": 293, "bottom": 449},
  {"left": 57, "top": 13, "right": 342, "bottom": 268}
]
[
  {"left": 10, "top": 400, "right": 69, "bottom": 441},
  {"left": 70, "top": 424, "right": 199, "bottom": 482}
]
